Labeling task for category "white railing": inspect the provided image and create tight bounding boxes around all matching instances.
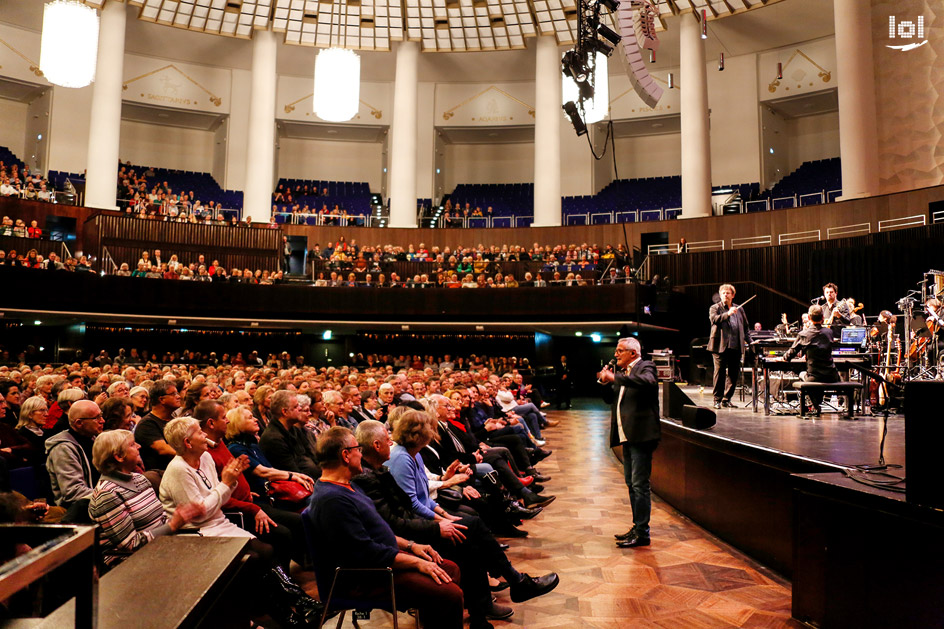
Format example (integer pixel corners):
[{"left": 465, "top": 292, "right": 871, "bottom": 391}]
[
  {"left": 275, "top": 212, "right": 371, "bottom": 227},
  {"left": 664, "top": 208, "right": 683, "bottom": 219},
  {"left": 878, "top": 215, "right": 926, "bottom": 231},
  {"left": 647, "top": 243, "right": 677, "bottom": 255},
  {"left": 640, "top": 209, "right": 663, "bottom": 221},
  {"left": 827, "top": 189, "right": 843, "bottom": 202},
  {"left": 745, "top": 200, "right": 769, "bottom": 213},
  {"left": 491, "top": 216, "right": 513, "bottom": 228},
  {"left": 932, "top": 210, "right": 944, "bottom": 224},
  {"left": 615, "top": 210, "right": 638, "bottom": 223},
  {"left": 731, "top": 235, "right": 772, "bottom": 249},
  {"left": 101, "top": 247, "right": 119, "bottom": 275},
  {"left": 772, "top": 195, "right": 797, "bottom": 209},
  {"left": 799, "top": 192, "right": 825, "bottom": 206},
  {"left": 778, "top": 229, "right": 821, "bottom": 245},
  {"left": 566, "top": 213, "right": 588, "bottom": 226},
  {"left": 687, "top": 239, "right": 725, "bottom": 252},
  {"left": 591, "top": 212, "right": 613, "bottom": 224},
  {"left": 633, "top": 256, "right": 651, "bottom": 282},
  {"left": 61, "top": 241, "right": 74, "bottom": 262},
  {"left": 827, "top": 223, "right": 871, "bottom": 239}
]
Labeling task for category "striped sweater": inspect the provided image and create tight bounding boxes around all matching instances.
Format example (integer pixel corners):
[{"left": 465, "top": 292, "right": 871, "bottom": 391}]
[{"left": 88, "top": 472, "right": 172, "bottom": 567}]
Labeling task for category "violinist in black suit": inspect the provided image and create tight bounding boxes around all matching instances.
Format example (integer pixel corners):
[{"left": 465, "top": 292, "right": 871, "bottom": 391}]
[
  {"left": 598, "top": 337, "right": 660, "bottom": 549},
  {"left": 708, "top": 284, "right": 751, "bottom": 409}
]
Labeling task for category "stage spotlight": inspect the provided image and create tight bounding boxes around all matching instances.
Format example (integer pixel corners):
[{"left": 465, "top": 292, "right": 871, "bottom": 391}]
[
  {"left": 597, "top": 0, "right": 619, "bottom": 11},
  {"left": 718, "top": 52, "right": 724, "bottom": 71},
  {"left": 597, "top": 24, "right": 621, "bottom": 46},
  {"left": 588, "top": 38, "right": 614, "bottom": 57},
  {"left": 562, "top": 50, "right": 589, "bottom": 82},
  {"left": 562, "top": 101, "right": 588, "bottom": 136}
]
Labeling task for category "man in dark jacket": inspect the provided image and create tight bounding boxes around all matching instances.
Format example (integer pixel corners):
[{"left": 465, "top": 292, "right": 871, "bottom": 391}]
[
  {"left": 598, "top": 337, "right": 660, "bottom": 549},
  {"left": 352, "top": 420, "right": 559, "bottom": 628},
  {"left": 707, "top": 283, "right": 751, "bottom": 409},
  {"left": 782, "top": 305, "right": 840, "bottom": 414},
  {"left": 260, "top": 390, "right": 321, "bottom": 480}
]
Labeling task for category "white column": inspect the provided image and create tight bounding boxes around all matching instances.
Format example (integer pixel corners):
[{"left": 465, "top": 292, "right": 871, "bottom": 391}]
[
  {"left": 84, "top": 1, "right": 126, "bottom": 211},
  {"left": 389, "top": 41, "right": 419, "bottom": 228},
  {"left": 242, "top": 30, "right": 278, "bottom": 223},
  {"left": 533, "top": 35, "right": 562, "bottom": 227},
  {"left": 833, "top": 0, "right": 879, "bottom": 200},
  {"left": 680, "top": 12, "right": 711, "bottom": 219}
]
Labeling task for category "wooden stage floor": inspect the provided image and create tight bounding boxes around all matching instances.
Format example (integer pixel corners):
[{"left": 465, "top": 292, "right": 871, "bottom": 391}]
[{"left": 299, "top": 401, "right": 804, "bottom": 627}]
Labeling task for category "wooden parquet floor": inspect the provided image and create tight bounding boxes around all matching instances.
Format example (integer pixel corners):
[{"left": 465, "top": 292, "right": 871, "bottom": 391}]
[{"left": 296, "top": 406, "right": 801, "bottom": 628}]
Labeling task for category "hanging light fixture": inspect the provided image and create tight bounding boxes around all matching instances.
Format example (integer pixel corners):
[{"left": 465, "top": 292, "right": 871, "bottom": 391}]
[
  {"left": 562, "top": 51, "right": 609, "bottom": 124},
  {"left": 313, "top": 2, "right": 360, "bottom": 122},
  {"left": 40, "top": 0, "right": 100, "bottom": 88}
]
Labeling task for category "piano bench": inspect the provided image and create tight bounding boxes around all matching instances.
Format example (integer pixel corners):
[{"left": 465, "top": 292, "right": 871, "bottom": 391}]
[{"left": 792, "top": 381, "right": 863, "bottom": 418}]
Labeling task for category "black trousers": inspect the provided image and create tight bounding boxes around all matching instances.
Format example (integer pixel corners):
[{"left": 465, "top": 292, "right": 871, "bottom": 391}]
[{"left": 711, "top": 348, "right": 742, "bottom": 402}]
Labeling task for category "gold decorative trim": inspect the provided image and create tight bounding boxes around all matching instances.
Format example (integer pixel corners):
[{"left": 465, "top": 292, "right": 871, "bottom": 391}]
[
  {"left": 123, "top": 64, "right": 223, "bottom": 106},
  {"left": 0, "top": 38, "right": 44, "bottom": 78},
  {"left": 284, "top": 94, "right": 382, "bottom": 119},
  {"left": 768, "top": 49, "right": 831, "bottom": 93},
  {"left": 441, "top": 86, "right": 535, "bottom": 121}
]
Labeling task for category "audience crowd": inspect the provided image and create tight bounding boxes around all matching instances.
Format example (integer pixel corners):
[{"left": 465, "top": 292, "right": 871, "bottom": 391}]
[
  {"left": 0, "top": 163, "right": 57, "bottom": 204},
  {"left": 0, "top": 351, "right": 562, "bottom": 627}
]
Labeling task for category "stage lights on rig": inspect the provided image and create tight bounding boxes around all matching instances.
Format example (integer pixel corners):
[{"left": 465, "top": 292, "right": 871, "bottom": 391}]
[{"left": 561, "top": 0, "right": 622, "bottom": 136}]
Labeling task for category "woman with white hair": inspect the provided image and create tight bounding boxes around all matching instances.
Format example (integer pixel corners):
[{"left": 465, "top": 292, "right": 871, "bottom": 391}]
[
  {"left": 158, "top": 417, "right": 324, "bottom": 625},
  {"left": 14, "top": 396, "right": 50, "bottom": 466},
  {"left": 128, "top": 386, "right": 149, "bottom": 423},
  {"left": 89, "top": 430, "right": 204, "bottom": 569}
]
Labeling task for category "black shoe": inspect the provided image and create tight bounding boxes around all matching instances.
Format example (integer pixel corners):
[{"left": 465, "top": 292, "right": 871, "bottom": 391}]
[
  {"left": 484, "top": 601, "right": 514, "bottom": 620},
  {"left": 531, "top": 473, "right": 552, "bottom": 482},
  {"left": 616, "top": 534, "right": 651, "bottom": 548},
  {"left": 523, "top": 492, "right": 556, "bottom": 509},
  {"left": 713, "top": 402, "right": 722, "bottom": 409},
  {"left": 507, "top": 501, "right": 543, "bottom": 520},
  {"left": 509, "top": 572, "right": 560, "bottom": 603},
  {"left": 721, "top": 400, "right": 737, "bottom": 408},
  {"left": 532, "top": 448, "right": 553, "bottom": 462},
  {"left": 614, "top": 528, "right": 636, "bottom": 541},
  {"left": 496, "top": 525, "right": 529, "bottom": 538},
  {"left": 490, "top": 580, "right": 511, "bottom": 592},
  {"left": 530, "top": 483, "right": 545, "bottom": 494}
]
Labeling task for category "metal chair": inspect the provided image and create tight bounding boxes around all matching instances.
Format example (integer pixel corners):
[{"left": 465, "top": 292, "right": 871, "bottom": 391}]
[{"left": 300, "top": 506, "right": 418, "bottom": 628}]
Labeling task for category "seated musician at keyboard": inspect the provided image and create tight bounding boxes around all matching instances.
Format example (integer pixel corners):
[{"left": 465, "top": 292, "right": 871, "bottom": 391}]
[{"left": 780, "top": 305, "right": 840, "bottom": 415}]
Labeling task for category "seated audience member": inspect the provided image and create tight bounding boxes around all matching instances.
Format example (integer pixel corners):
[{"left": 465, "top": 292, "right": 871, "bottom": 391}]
[
  {"left": 158, "top": 417, "right": 322, "bottom": 626},
  {"left": 195, "top": 400, "right": 302, "bottom": 567},
  {"left": 225, "top": 405, "right": 314, "bottom": 498},
  {"left": 89, "top": 430, "right": 204, "bottom": 569},
  {"left": 259, "top": 390, "right": 321, "bottom": 480},
  {"left": 134, "top": 379, "right": 181, "bottom": 471},
  {"left": 13, "top": 396, "right": 49, "bottom": 466},
  {"left": 45, "top": 400, "right": 104, "bottom": 522},
  {"left": 305, "top": 426, "right": 465, "bottom": 629},
  {"left": 354, "top": 420, "right": 558, "bottom": 628},
  {"left": 101, "top": 397, "right": 135, "bottom": 432}
]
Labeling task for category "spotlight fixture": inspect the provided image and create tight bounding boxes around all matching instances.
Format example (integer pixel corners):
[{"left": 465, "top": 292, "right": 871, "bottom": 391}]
[
  {"left": 562, "top": 101, "right": 588, "bottom": 136},
  {"left": 562, "top": 50, "right": 589, "bottom": 82},
  {"left": 649, "top": 49, "right": 656, "bottom": 63},
  {"left": 718, "top": 52, "right": 724, "bottom": 71},
  {"left": 777, "top": 62, "right": 783, "bottom": 79},
  {"left": 597, "top": 23, "right": 622, "bottom": 47},
  {"left": 668, "top": 73, "right": 674, "bottom": 89},
  {"left": 701, "top": 9, "right": 707, "bottom": 39},
  {"left": 596, "top": 0, "right": 619, "bottom": 11},
  {"left": 587, "top": 38, "right": 615, "bottom": 57}
]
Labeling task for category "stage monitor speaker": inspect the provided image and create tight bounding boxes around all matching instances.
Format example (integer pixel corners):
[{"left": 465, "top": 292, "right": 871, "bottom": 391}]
[
  {"left": 681, "top": 404, "right": 717, "bottom": 430},
  {"left": 905, "top": 381, "right": 944, "bottom": 509},
  {"left": 662, "top": 381, "right": 696, "bottom": 420}
]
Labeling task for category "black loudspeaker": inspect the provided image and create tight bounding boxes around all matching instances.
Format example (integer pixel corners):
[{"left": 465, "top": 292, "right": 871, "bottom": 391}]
[
  {"left": 681, "top": 405, "right": 717, "bottom": 430},
  {"left": 662, "top": 381, "right": 696, "bottom": 420},
  {"left": 905, "top": 381, "right": 944, "bottom": 509}
]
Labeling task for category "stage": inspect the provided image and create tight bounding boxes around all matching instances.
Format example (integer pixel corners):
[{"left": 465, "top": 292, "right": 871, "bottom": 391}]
[
  {"left": 643, "top": 383, "right": 944, "bottom": 628},
  {"left": 673, "top": 384, "right": 906, "bottom": 472}
]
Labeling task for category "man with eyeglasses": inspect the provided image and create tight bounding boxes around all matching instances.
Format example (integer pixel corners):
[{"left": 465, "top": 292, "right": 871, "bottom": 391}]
[
  {"left": 45, "top": 400, "right": 104, "bottom": 522},
  {"left": 598, "top": 337, "right": 660, "bottom": 549},
  {"left": 135, "top": 379, "right": 182, "bottom": 471}
]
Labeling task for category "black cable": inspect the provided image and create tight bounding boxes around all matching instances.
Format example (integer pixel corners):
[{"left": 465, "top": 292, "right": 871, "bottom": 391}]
[
  {"left": 610, "top": 119, "right": 619, "bottom": 181},
  {"left": 842, "top": 468, "right": 906, "bottom": 493},
  {"left": 584, "top": 116, "right": 614, "bottom": 161}
]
